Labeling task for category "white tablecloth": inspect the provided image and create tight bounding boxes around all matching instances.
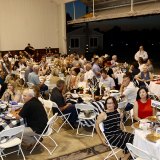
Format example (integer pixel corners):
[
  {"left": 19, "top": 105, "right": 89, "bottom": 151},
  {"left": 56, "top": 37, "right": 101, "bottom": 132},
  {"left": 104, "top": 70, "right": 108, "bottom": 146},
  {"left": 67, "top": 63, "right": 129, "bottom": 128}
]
[
  {"left": 149, "top": 81, "right": 160, "bottom": 96},
  {"left": 133, "top": 129, "right": 160, "bottom": 160}
]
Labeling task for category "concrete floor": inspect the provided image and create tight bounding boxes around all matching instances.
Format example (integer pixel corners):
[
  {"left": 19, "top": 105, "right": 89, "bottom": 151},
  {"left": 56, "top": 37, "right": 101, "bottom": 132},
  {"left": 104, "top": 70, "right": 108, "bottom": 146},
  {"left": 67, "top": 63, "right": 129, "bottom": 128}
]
[{"left": 3, "top": 119, "right": 133, "bottom": 160}]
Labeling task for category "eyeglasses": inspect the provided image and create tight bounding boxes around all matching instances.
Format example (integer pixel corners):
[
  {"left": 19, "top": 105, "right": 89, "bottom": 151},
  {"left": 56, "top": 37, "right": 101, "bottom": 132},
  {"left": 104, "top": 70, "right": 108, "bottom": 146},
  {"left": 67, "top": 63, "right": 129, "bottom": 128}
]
[{"left": 106, "top": 102, "right": 114, "bottom": 105}]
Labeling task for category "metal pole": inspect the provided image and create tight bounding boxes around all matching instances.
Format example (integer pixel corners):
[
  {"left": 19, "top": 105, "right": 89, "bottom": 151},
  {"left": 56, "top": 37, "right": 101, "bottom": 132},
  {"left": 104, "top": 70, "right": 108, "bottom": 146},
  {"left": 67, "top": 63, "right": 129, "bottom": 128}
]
[
  {"left": 73, "top": 1, "right": 76, "bottom": 20},
  {"left": 131, "top": 0, "right": 134, "bottom": 12},
  {"left": 93, "top": 0, "right": 95, "bottom": 17}
]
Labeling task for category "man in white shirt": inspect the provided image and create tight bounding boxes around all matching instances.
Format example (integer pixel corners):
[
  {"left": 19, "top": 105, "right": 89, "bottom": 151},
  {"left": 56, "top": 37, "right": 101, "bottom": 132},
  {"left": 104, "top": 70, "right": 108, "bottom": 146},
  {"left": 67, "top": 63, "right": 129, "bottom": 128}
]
[
  {"left": 100, "top": 69, "right": 115, "bottom": 89},
  {"left": 120, "top": 73, "right": 137, "bottom": 111},
  {"left": 84, "top": 63, "right": 94, "bottom": 82},
  {"left": 135, "top": 45, "right": 148, "bottom": 62}
]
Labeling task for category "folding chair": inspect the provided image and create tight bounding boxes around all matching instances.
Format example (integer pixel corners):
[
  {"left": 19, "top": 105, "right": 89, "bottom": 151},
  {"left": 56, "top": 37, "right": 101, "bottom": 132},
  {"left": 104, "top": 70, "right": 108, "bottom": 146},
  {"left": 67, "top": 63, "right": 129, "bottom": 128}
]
[
  {"left": 99, "top": 122, "right": 121, "bottom": 160},
  {"left": 52, "top": 101, "right": 74, "bottom": 133},
  {"left": 126, "top": 143, "right": 157, "bottom": 160},
  {"left": 30, "top": 113, "right": 58, "bottom": 155},
  {"left": 75, "top": 103, "right": 96, "bottom": 137},
  {"left": 0, "top": 125, "right": 25, "bottom": 160},
  {"left": 118, "top": 101, "right": 127, "bottom": 131},
  {"left": 42, "top": 99, "right": 53, "bottom": 117}
]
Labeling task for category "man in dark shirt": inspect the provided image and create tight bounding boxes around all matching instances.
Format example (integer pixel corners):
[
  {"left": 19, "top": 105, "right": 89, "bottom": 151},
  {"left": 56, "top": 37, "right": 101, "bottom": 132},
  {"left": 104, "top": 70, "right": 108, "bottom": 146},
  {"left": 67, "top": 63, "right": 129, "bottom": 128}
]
[
  {"left": 16, "top": 88, "right": 48, "bottom": 146},
  {"left": 50, "top": 80, "right": 78, "bottom": 127}
]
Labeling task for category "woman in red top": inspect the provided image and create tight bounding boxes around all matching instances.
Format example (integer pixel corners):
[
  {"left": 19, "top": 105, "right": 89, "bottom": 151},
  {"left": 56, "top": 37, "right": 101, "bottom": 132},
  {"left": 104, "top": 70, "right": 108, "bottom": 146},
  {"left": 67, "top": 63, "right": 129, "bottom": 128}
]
[{"left": 133, "top": 87, "right": 155, "bottom": 121}]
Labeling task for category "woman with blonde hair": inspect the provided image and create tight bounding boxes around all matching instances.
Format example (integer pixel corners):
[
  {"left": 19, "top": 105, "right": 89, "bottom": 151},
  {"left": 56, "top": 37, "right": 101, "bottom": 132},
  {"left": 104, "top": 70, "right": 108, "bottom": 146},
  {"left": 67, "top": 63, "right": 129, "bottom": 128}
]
[{"left": 1, "top": 80, "right": 22, "bottom": 102}]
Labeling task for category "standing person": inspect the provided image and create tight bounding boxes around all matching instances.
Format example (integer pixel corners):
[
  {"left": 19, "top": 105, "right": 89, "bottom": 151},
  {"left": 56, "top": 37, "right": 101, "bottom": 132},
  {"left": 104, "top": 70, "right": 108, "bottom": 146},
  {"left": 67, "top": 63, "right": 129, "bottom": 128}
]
[
  {"left": 15, "top": 88, "right": 48, "bottom": 148},
  {"left": 96, "top": 97, "right": 134, "bottom": 160},
  {"left": 25, "top": 43, "right": 35, "bottom": 56},
  {"left": 135, "top": 45, "right": 148, "bottom": 62},
  {"left": 133, "top": 87, "right": 156, "bottom": 121}
]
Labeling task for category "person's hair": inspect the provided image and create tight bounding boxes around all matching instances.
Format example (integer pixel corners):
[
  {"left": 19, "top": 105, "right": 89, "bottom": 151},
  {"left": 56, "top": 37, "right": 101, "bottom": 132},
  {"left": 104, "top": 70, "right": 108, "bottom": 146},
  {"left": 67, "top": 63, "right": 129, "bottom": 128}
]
[
  {"left": 8, "top": 80, "right": 16, "bottom": 88},
  {"left": 104, "top": 96, "right": 118, "bottom": 110},
  {"left": 56, "top": 80, "right": 65, "bottom": 88},
  {"left": 101, "top": 69, "right": 107, "bottom": 75},
  {"left": 23, "top": 88, "right": 35, "bottom": 97},
  {"left": 33, "top": 65, "right": 39, "bottom": 71},
  {"left": 136, "top": 86, "right": 149, "bottom": 101},
  {"left": 123, "top": 72, "right": 132, "bottom": 81},
  {"left": 132, "top": 61, "right": 139, "bottom": 69},
  {"left": 31, "top": 86, "right": 40, "bottom": 98}
]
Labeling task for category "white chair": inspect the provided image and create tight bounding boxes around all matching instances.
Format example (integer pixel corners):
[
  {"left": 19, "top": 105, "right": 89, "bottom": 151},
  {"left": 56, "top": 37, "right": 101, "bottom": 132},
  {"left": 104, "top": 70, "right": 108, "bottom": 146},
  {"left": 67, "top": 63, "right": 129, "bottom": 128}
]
[
  {"left": 42, "top": 99, "right": 53, "bottom": 117},
  {"left": 75, "top": 103, "right": 96, "bottom": 137},
  {"left": 99, "top": 122, "right": 121, "bottom": 160},
  {"left": 118, "top": 101, "right": 127, "bottom": 131},
  {"left": 51, "top": 101, "right": 74, "bottom": 133},
  {"left": 26, "top": 82, "right": 34, "bottom": 88},
  {"left": 151, "top": 100, "right": 160, "bottom": 110},
  {"left": 126, "top": 143, "right": 157, "bottom": 160},
  {"left": 30, "top": 113, "right": 58, "bottom": 155},
  {"left": 0, "top": 125, "right": 25, "bottom": 160}
]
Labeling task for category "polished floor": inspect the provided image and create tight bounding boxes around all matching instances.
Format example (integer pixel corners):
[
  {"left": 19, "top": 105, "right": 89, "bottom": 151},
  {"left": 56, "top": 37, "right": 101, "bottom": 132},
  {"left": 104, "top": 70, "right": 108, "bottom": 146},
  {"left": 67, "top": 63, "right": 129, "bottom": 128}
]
[{"left": 3, "top": 119, "right": 133, "bottom": 160}]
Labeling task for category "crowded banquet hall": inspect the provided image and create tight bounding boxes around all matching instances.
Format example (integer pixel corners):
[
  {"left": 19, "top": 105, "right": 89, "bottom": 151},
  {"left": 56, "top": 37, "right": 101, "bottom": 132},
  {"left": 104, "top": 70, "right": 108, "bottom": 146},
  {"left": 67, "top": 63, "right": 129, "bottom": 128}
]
[{"left": 0, "top": 0, "right": 160, "bottom": 160}]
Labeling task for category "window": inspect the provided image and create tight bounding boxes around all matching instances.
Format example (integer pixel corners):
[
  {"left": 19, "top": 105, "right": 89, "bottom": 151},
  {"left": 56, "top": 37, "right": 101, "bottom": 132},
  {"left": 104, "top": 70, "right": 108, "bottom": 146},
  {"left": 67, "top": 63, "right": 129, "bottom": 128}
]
[
  {"left": 90, "top": 37, "right": 98, "bottom": 48},
  {"left": 70, "top": 38, "right": 80, "bottom": 48}
]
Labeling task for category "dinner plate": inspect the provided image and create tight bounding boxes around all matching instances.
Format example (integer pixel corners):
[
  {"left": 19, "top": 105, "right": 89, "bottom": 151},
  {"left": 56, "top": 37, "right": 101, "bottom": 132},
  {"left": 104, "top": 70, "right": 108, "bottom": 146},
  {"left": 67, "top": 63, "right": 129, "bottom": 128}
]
[
  {"left": 146, "top": 133, "right": 160, "bottom": 143},
  {"left": 132, "top": 122, "right": 141, "bottom": 129},
  {"left": 110, "top": 90, "right": 119, "bottom": 93},
  {"left": 147, "top": 116, "right": 157, "bottom": 122}
]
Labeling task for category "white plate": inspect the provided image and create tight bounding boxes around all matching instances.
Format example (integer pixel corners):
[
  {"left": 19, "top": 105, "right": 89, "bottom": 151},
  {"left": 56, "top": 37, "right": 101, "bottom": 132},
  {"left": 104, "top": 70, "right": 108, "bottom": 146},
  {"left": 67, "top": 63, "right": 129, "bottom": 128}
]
[{"left": 110, "top": 90, "right": 119, "bottom": 93}]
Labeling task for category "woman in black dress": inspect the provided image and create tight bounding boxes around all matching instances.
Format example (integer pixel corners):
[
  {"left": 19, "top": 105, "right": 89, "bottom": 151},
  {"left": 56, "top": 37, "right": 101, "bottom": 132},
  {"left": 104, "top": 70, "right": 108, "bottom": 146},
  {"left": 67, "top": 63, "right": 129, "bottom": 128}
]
[{"left": 96, "top": 96, "right": 134, "bottom": 160}]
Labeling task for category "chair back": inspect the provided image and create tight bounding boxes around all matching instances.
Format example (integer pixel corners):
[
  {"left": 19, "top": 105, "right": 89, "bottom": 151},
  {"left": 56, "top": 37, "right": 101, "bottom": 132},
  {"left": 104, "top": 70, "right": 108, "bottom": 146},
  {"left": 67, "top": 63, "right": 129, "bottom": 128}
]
[
  {"left": 47, "top": 113, "right": 58, "bottom": 127},
  {"left": 75, "top": 103, "right": 94, "bottom": 111},
  {"left": 126, "top": 143, "right": 156, "bottom": 160},
  {"left": 0, "top": 125, "right": 25, "bottom": 141}
]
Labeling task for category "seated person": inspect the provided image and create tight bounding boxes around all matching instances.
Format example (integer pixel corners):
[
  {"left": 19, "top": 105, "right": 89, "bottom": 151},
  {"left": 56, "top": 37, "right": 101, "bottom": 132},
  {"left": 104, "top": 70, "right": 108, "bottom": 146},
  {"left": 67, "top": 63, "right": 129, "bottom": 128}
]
[
  {"left": 1, "top": 80, "right": 21, "bottom": 102},
  {"left": 129, "top": 61, "right": 140, "bottom": 79},
  {"left": 135, "top": 64, "right": 153, "bottom": 87},
  {"left": 50, "top": 80, "right": 78, "bottom": 128},
  {"left": 100, "top": 69, "right": 115, "bottom": 90},
  {"left": 28, "top": 65, "right": 48, "bottom": 97},
  {"left": 96, "top": 97, "right": 134, "bottom": 160},
  {"left": 120, "top": 73, "right": 137, "bottom": 111},
  {"left": 15, "top": 88, "right": 48, "bottom": 148},
  {"left": 133, "top": 87, "right": 156, "bottom": 121},
  {"left": 146, "top": 59, "right": 154, "bottom": 73}
]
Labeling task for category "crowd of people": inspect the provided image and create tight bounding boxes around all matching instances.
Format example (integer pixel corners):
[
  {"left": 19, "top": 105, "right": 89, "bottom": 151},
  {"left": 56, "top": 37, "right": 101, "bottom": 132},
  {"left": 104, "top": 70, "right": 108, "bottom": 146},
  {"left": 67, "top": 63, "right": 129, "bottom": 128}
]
[{"left": 0, "top": 44, "right": 158, "bottom": 158}]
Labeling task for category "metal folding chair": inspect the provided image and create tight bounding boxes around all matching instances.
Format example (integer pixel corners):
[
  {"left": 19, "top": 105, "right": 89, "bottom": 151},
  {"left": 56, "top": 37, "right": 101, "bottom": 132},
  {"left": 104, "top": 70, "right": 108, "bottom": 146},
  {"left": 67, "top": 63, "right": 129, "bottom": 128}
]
[
  {"left": 30, "top": 113, "right": 58, "bottom": 155},
  {"left": 75, "top": 103, "right": 96, "bottom": 137}
]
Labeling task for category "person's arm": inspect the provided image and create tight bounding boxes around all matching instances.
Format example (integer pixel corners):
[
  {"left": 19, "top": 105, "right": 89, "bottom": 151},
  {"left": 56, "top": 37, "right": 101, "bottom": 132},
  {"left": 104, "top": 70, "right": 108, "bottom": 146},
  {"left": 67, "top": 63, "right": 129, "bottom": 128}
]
[
  {"left": 135, "top": 73, "right": 144, "bottom": 82},
  {"left": 95, "top": 112, "right": 107, "bottom": 146},
  {"left": 119, "top": 84, "right": 125, "bottom": 98},
  {"left": 133, "top": 101, "right": 141, "bottom": 121},
  {"left": 60, "top": 103, "right": 72, "bottom": 112},
  {"left": 148, "top": 72, "right": 153, "bottom": 81}
]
